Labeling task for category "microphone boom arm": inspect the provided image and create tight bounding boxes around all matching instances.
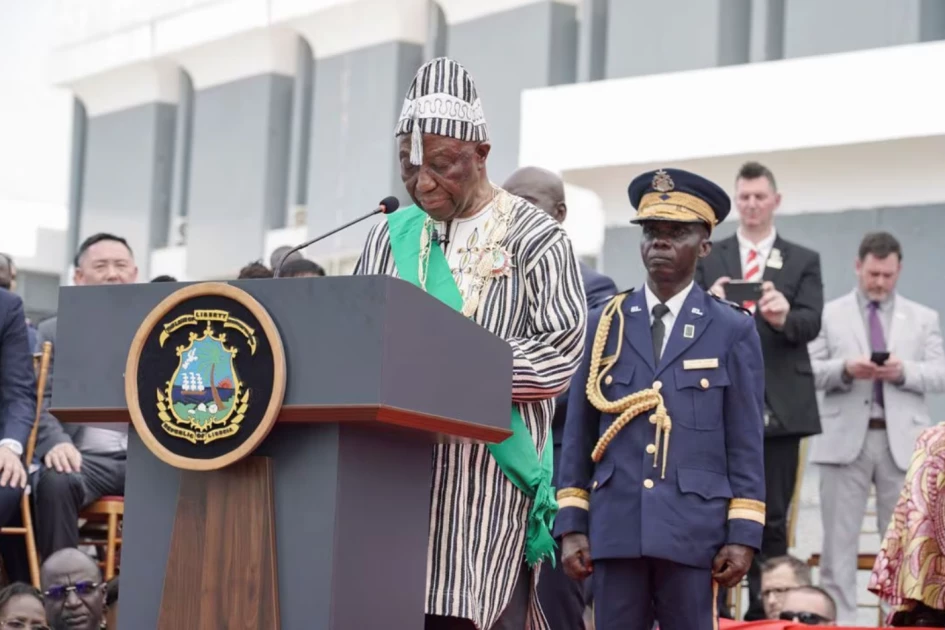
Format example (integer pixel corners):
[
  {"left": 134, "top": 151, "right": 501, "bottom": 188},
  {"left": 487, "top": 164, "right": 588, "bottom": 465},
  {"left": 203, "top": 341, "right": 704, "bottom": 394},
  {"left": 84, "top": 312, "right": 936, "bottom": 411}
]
[{"left": 273, "top": 196, "right": 399, "bottom": 277}]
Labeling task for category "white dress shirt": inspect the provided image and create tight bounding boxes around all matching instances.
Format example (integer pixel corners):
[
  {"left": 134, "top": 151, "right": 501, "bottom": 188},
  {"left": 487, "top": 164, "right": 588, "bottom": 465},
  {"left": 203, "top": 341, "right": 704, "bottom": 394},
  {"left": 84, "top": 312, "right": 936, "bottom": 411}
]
[
  {"left": 736, "top": 227, "right": 777, "bottom": 277},
  {"left": 644, "top": 280, "right": 694, "bottom": 359}
]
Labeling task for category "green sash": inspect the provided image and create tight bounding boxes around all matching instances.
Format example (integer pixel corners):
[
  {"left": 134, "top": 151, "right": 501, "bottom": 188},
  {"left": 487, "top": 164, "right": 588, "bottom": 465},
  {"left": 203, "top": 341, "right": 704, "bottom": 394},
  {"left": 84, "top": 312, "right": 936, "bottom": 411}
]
[{"left": 386, "top": 204, "right": 557, "bottom": 567}]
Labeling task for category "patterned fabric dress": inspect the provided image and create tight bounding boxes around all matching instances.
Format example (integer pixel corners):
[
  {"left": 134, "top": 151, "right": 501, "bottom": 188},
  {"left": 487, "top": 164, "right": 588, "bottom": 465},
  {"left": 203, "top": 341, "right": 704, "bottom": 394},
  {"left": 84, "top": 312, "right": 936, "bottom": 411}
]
[
  {"left": 869, "top": 423, "right": 945, "bottom": 617},
  {"left": 354, "top": 195, "right": 587, "bottom": 629}
]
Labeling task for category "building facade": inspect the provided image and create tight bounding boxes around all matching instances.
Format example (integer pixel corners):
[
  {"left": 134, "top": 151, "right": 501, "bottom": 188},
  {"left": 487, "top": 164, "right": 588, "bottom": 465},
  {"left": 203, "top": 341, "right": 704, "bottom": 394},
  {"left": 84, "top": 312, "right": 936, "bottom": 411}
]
[{"left": 27, "top": 1, "right": 945, "bottom": 324}]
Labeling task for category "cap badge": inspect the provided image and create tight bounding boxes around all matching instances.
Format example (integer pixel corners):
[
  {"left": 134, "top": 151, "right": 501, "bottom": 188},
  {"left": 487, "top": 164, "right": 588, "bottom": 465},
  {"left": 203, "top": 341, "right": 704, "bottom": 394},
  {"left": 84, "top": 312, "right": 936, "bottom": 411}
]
[{"left": 652, "top": 169, "right": 675, "bottom": 194}]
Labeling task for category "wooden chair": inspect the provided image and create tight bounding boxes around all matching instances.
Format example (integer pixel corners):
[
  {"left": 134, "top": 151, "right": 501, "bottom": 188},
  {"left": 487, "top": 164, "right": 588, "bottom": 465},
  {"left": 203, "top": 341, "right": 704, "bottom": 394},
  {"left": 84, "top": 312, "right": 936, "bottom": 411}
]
[
  {"left": 787, "top": 438, "right": 808, "bottom": 549},
  {"left": 0, "top": 341, "right": 53, "bottom": 587},
  {"left": 78, "top": 497, "right": 124, "bottom": 580}
]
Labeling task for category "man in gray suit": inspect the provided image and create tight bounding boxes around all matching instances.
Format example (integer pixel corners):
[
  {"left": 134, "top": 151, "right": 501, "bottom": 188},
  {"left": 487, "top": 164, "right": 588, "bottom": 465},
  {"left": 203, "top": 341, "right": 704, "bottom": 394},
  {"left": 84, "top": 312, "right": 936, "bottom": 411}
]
[
  {"left": 35, "top": 233, "right": 138, "bottom": 558},
  {"left": 809, "top": 231, "right": 945, "bottom": 623}
]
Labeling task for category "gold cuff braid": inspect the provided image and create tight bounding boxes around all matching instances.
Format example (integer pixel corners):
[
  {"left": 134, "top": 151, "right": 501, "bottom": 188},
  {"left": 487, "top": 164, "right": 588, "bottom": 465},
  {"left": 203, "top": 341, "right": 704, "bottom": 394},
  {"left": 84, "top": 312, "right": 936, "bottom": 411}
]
[
  {"left": 585, "top": 294, "right": 674, "bottom": 479},
  {"left": 557, "top": 488, "right": 590, "bottom": 511},
  {"left": 557, "top": 488, "right": 590, "bottom": 501},
  {"left": 728, "top": 498, "right": 766, "bottom": 525}
]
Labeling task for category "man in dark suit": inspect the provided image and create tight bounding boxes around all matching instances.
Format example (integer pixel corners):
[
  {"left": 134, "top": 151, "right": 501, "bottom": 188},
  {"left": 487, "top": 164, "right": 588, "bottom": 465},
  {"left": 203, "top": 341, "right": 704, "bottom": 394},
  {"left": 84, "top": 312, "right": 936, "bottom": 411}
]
[
  {"left": 695, "top": 162, "right": 823, "bottom": 620},
  {"left": 35, "top": 233, "right": 138, "bottom": 558},
  {"left": 0, "top": 289, "right": 34, "bottom": 528},
  {"left": 505, "top": 166, "right": 617, "bottom": 629}
]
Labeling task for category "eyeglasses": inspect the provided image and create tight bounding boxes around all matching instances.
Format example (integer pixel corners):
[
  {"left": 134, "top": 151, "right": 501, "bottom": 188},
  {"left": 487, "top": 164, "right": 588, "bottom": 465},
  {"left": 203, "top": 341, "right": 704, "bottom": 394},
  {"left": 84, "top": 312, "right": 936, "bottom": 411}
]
[
  {"left": 42, "top": 581, "right": 100, "bottom": 601},
  {"left": 0, "top": 620, "right": 51, "bottom": 630},
  {"left": 779, "top": 611, "right": 832, "bottom": 625}
]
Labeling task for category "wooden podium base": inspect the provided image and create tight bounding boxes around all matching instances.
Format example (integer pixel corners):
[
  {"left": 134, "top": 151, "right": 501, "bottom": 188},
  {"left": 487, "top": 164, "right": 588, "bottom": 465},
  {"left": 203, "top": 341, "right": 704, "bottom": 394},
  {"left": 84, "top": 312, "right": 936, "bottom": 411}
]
[{"left": 158, "top": 457, "right": 280, "bottom": 629}]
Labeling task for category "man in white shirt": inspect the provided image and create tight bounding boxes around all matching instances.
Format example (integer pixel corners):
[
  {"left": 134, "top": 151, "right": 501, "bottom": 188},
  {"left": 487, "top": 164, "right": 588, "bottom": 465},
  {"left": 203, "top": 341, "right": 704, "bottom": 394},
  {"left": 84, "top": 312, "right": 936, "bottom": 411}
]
[{"left": 695, "top": 162, "right": 824, "bottom": 620}]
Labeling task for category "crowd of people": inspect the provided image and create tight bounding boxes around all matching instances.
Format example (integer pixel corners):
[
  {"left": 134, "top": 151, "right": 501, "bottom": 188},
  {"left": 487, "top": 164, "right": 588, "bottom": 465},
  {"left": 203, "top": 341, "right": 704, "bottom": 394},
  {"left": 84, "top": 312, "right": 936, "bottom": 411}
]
[{"left": 0, "top": 55, "right": 942, "bottom": 629}]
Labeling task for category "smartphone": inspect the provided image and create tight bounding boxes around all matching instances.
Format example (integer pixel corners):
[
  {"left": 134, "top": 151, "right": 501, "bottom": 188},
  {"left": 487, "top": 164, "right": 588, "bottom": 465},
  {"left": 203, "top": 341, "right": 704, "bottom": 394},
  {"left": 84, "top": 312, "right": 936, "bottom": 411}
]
[
  {"left": 871, "top": 351, "right": 890, "bottom": 366},
  {"left": 725, "top": 280, "right": 763, "bottom": 304}
]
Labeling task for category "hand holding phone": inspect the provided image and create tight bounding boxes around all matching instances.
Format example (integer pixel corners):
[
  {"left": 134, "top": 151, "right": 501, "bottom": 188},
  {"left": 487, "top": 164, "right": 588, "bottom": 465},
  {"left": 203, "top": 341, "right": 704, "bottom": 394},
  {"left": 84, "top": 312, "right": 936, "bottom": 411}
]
[{"left": 724, "top": 280, "right": 763, "bottom": 305}]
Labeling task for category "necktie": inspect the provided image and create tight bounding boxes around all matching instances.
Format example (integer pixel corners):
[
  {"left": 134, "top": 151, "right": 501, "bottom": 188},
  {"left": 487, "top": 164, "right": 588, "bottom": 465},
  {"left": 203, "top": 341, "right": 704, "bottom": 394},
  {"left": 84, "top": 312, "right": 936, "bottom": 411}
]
[
  {"left": 651, "top": 303, "right": 670, "bottom": 364},
  {"left": 743, "top": 249, "right": 761, "bottom": 311},
  {"left": 868, "top": 301, "right": 886, "bottom": 409}
]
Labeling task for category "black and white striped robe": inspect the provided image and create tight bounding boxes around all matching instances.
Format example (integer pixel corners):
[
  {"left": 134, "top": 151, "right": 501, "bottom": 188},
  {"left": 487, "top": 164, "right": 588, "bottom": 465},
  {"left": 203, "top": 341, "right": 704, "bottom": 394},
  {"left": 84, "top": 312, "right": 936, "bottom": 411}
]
[{"left": 354, "top": 195, "right": 587, "bottom": 629}]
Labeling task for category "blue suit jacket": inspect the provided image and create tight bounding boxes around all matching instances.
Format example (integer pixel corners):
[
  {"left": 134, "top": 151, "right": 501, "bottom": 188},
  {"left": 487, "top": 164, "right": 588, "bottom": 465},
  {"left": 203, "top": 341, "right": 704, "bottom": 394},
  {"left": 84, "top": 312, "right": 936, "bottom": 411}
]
[
  {"left": 554, "top": 286, "right": 766, "bottom": 569},
  {"left": 581, "top": 263, "right": 618, "bottom": 312},
  {"left": 551, "top": 263, "right": 618, "bottom": 450},
  {"left": 0, "top": 290, "right": 36, "bottom": 447}
]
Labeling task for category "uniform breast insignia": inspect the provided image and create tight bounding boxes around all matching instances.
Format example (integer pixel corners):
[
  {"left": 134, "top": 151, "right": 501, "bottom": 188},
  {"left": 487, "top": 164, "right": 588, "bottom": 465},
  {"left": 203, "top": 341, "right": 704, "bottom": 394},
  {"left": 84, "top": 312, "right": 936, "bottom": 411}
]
[
  {"left": 683, "top": 358, "right": 719, "bottom": 370},
  {"left": 125, "top": 283, "right": 286, "bottom": 471}
]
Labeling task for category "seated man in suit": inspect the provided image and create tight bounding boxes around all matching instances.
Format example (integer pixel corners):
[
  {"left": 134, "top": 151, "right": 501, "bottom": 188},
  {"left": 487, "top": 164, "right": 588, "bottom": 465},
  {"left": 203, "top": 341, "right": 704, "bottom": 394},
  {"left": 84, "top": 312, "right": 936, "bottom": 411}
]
[
  {"left": 504, "top": 166, "right": 617, "bottom": 629},
  {"left": 0, "top": 288, "right": 35, "bottom": 526},
  {"left": 810, "top": 231, "right": 945, "bottom": 623},
  {"left": 35, "top": 233, "right": 138, "bottom": 559}
]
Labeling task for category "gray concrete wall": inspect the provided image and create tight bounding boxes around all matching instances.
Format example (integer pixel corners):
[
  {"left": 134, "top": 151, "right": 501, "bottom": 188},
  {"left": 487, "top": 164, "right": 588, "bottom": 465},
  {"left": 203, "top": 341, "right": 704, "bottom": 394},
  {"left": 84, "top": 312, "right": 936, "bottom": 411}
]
[
  {"left": 306, "top": 42, "right": 423, "bottom": 261},
  {"left": 447, "top": 0, "right": 578, "bottom": 181},
  {"left": 602, "top": 203, "right": 945, "bottom": 418},
  {"left": 80, "top": 102, "right": 176, "bottom": 275},
  {"left": 185, "top": 73, "right": 293, "bottom": 280},
  {"left": 605, "top": 0, "right": 751, "bottom": 78},
  {"left": 18, "top": 271, "right": 61, "bottom": 323},
  {"left": 783, "top": 0, "right": 945, "bottom": 58}
]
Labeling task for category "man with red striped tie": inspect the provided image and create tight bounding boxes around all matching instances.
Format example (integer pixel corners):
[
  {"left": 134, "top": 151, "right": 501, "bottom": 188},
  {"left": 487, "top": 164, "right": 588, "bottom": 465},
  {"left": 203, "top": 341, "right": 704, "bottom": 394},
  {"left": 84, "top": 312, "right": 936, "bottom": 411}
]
[{"left": 695, "top": 161, "right": 824, "bottom": 621}]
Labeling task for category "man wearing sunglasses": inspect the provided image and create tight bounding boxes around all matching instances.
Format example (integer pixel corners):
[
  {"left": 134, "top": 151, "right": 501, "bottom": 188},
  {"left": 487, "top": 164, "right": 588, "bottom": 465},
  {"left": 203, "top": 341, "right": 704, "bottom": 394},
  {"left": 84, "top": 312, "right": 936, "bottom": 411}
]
[
  {"left": 39, "top": 549, "right": 106, "bottom": 630},
  {"left": 779, "top": 586, "right": 837, "bottom": 625}
]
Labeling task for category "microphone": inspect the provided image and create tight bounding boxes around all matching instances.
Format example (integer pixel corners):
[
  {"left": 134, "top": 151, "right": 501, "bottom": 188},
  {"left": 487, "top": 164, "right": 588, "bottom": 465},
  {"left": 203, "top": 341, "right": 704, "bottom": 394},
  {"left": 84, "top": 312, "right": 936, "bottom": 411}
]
[
  {"left": 273, "top": 196, "right": 400, "bottom": 277},
  {"left": 431, "top": 228, "right": 449, "bottom": 249}
]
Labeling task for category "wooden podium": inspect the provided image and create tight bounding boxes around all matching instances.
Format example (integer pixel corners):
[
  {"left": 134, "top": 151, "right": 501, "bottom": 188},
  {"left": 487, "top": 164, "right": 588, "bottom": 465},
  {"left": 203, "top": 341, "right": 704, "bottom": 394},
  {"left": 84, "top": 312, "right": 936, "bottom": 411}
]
[{"left": 50, "top": 277, "right": 513, "bottom": 629}]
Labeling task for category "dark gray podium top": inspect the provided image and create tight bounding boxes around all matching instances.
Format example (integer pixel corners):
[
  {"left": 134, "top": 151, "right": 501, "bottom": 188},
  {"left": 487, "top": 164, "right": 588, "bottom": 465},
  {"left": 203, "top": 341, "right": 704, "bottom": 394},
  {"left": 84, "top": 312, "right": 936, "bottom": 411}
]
[{"left": 51, "top": 276, "right": 513, "bottom": 442}]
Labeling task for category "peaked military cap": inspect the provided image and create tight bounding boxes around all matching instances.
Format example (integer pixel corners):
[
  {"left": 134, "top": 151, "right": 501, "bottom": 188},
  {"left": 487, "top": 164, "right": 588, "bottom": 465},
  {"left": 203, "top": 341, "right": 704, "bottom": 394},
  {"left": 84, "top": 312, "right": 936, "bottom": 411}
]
[{"left": 628, "top": 168, "right": 731, "bottom": 233}]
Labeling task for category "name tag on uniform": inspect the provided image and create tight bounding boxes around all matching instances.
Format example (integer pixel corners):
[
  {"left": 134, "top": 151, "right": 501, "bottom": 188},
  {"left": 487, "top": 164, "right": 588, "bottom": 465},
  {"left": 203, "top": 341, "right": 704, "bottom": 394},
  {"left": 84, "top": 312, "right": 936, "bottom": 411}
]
[{"left": 683, "top": 358, "right": 719, "bottom": 370}]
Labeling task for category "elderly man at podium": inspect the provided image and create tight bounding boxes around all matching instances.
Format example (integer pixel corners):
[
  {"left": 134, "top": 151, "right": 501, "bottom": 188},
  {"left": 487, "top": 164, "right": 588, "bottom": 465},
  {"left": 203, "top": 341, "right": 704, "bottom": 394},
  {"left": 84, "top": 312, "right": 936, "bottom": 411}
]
[{"left": 355, "top": 57, "right": 587, "bottom": 630}]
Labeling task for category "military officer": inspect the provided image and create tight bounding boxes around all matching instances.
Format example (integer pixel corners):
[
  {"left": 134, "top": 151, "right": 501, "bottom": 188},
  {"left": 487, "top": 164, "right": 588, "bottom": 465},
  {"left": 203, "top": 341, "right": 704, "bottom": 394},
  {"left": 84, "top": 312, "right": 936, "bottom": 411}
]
[{"left": 554, "top": 168, "right": 766, "bottom": 630}]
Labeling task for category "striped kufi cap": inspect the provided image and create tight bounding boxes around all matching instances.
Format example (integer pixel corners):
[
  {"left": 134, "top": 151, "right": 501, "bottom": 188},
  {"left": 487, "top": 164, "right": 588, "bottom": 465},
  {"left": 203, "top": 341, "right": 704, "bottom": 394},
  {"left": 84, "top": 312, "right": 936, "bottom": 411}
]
[{"left": 395, "top": 57, "right": 489, "bottom": 166}]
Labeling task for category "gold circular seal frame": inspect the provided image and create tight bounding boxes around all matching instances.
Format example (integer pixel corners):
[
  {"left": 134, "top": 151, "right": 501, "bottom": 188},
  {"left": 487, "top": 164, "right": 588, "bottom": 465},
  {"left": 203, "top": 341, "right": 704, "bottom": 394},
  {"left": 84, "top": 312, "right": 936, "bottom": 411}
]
[{"left": 125, "top": 282, "right": 287, "bottom": 471}]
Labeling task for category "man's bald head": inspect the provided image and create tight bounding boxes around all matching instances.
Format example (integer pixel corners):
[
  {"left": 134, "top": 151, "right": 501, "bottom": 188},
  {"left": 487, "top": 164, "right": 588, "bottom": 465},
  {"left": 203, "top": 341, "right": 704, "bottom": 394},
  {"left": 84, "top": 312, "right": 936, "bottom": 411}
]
[
  {"left": 41, "top": 548, "right": 106, "bottom": 630},
  {"left": 41, "top": 548, "right": 101, "bottom": 587},
  {"left": 503, "top": 166, "right": 567, "bottom": 223}
]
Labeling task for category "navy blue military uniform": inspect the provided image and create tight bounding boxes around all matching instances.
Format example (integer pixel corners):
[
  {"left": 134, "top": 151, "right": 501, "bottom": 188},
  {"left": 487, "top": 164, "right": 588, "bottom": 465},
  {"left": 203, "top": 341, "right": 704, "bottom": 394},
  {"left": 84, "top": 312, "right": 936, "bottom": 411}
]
[{"left": 554, "top": 169, "right": 766, "bottom": 630}]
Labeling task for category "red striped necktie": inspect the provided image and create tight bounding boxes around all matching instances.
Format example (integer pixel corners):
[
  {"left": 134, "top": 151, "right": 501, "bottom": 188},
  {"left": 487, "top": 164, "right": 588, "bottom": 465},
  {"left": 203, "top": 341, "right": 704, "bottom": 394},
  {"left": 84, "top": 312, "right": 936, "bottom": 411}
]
[{"left": 743, "top": 249, "right": 761, "bottom": 311}]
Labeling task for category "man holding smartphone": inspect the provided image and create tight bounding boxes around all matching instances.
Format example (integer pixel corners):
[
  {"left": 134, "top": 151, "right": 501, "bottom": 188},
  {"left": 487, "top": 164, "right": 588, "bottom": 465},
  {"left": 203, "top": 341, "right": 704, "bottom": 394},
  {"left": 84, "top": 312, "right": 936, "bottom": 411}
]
[
  {"left": 809, "top": 231, "right": 945, "bottom": 623},
  {"left": 695, "top": 162, "right": 824, "bottom": 620}
]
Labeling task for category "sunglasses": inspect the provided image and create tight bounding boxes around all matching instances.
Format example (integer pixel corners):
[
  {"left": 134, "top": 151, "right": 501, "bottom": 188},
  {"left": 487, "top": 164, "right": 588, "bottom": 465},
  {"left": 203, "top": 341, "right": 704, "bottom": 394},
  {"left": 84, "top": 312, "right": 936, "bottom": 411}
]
[
  {"left": 779, "top": 610, "right": 832, "bottom": 625},
  {"left": 42, "top": 581, "right": 100, "bottom": 601},
  {"left": 0, "top": 621, "right": 51, "bottom": 630}
]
